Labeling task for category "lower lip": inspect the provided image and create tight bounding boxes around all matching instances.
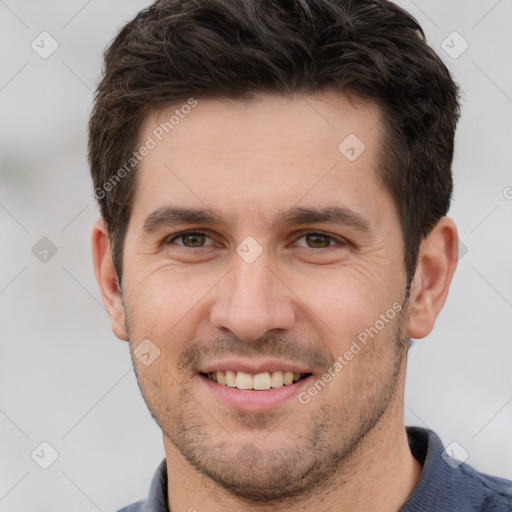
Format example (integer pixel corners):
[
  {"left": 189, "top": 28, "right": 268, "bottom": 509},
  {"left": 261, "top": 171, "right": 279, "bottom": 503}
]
[{"left": 199, "top": 374, "right": 314, "bottom": 411}]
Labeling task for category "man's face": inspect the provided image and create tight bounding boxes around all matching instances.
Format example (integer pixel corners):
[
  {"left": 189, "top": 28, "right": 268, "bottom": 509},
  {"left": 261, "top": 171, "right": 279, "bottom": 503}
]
[{"left": 120, "top": 91, "right": 410, "bottom": 499}]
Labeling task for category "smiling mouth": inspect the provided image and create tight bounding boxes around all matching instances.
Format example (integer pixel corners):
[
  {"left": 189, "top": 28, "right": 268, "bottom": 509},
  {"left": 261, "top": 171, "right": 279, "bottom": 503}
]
[{"left": 200, "top": 370, "right": 311, "bottom": 391}]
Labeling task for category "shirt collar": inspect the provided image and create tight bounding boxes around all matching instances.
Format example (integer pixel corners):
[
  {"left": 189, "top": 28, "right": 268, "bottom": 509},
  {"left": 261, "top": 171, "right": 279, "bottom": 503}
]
[{"left": 140, "top": 458, "right": 168, "bottom": 512}]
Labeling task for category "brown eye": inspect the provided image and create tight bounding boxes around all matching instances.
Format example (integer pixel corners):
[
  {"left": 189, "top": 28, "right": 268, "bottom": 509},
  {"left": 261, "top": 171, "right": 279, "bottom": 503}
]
[
  {"left": 181, "top": 233, "right": 206, "bottom": 247},
  {"left": 300, "top": 233, "right": 335, "bottom": 248},
  {"left": 168, "top": 231, "right": 212, "bottom": 247}
]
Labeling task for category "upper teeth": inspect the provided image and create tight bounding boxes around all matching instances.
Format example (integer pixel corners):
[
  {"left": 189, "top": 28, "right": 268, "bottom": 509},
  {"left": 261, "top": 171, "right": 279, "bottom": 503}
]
[{"left": 207, "top": 370, "right": 305, "bottom": 390}]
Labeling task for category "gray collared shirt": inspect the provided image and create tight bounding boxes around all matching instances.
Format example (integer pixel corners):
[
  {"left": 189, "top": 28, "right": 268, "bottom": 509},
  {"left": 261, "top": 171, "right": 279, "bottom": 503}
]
[{"left": 117, "top": 427, "right": 512, "bottom": 511}]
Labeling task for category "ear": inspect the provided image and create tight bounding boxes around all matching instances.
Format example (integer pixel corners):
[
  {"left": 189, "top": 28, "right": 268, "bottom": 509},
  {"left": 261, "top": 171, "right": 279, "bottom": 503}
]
[
  {"left": 91, "top": 218, "right": 128, "bottom": 341},
  {"left": 407, "top": 217, "right": 459, "bottom": 339}
]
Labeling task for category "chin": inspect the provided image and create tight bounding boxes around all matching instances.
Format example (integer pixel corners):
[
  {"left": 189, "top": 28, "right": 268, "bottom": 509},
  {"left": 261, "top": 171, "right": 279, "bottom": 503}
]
[{"left": 183, "top": 441, "right": 325, "bottom": 502}]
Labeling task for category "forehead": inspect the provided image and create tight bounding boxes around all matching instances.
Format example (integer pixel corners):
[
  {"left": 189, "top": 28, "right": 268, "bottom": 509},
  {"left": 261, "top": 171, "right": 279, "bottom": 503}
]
[
  {"left": 132, "top": 90, "right": 390, "bottom": 229},
  {"left": 146, "top": 90, "right": 381, "bottom": 160}
]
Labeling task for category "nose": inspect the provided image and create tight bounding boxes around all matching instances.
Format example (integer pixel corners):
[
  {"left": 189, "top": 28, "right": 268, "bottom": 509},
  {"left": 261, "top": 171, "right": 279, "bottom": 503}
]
[{"left": 210, "top": 254, "right": 296, "bottom": 343}]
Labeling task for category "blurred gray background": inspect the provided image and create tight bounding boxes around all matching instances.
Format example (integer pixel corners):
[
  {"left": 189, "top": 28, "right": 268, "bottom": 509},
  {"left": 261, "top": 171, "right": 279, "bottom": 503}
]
[{"left": 0, "top": 1, "right": 511, "bottom": 510}]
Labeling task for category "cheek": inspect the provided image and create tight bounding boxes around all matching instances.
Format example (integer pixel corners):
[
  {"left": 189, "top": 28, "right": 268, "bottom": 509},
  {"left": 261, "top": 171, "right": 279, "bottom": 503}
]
[
  {"left": 133, "top": 355, "right": 187, "bottom": 417},
  {"left": 288, "top": 264, "right": 403, "bottom": 343},
  {"left": 123, "top": 265, "right": 218, "bottom": 353}
]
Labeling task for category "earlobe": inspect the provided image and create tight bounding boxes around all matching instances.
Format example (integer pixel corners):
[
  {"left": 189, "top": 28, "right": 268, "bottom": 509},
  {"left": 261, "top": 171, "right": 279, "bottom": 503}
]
[
  {"left": 91, "top": 218, "right": 129, "bottom": 341},
  {"left": 407, "top": 217, "right": 459, "bottom": 340}
]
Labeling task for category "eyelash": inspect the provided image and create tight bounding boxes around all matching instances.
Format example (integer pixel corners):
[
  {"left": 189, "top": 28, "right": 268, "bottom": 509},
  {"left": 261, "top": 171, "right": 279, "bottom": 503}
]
[{"left": 164, "top": 230, "right": 347, "bottom": 249}]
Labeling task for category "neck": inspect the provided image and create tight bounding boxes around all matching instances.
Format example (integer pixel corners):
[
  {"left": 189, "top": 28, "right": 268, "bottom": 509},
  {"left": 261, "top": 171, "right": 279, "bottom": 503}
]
[{"left": 163, "top": 390, "right": 422, "bottom": 512}]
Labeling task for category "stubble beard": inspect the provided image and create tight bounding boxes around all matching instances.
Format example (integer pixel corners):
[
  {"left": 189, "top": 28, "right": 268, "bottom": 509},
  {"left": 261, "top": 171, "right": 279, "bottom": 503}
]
[{"left": 127, "top": 303, "right": 410, "bottom": 504}]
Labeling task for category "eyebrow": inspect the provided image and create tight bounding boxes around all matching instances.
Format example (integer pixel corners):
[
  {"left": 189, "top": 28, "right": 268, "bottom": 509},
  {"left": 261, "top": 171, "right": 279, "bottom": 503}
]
[{"left": 142, "top": 205, "right": 373, "bottom": 235}]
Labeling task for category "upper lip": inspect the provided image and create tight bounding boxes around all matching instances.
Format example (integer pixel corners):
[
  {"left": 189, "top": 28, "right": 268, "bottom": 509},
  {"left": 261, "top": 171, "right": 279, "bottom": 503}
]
[{"left": 199, "top": 359, "right": 313, "bottom": 375}]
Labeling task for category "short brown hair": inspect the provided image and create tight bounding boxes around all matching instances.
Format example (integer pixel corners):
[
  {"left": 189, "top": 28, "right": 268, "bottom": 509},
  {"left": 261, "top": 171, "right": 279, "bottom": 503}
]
[{"left": 89, "top": 0, "right": 460, "bottom": 284}]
